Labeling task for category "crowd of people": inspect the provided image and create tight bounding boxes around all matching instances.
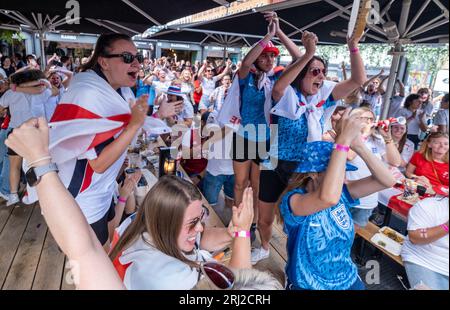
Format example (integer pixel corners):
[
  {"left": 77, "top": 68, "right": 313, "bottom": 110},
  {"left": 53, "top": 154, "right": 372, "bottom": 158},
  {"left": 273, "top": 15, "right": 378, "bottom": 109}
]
[{"left": 0, "top": 11, "right": 448, "bottom": 290}]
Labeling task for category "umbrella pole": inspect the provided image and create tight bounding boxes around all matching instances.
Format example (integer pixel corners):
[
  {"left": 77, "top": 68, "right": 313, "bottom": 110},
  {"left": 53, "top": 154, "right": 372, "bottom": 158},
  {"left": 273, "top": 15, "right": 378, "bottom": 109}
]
[
  {"left": 381, "top": 43, "right": 404, "bottom": 119},
  {"left": 39, "top": 31, "right": 46, "bottom": 70}
]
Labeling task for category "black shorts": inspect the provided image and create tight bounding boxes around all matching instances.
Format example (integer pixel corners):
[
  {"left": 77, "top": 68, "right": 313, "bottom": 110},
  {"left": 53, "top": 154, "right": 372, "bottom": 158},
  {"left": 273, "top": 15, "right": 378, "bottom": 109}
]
[
  {"left": 259, "top": 160, "right": 298, "bottom": 203},
  {"left": 232, "top": 133, "right": 270, "bottom": 165},
  {"left": 90, "top": 199, "right": 116, "bottom": 245},
  {"left": 6, "top": 129, "right": 18, "bottom": 156}
]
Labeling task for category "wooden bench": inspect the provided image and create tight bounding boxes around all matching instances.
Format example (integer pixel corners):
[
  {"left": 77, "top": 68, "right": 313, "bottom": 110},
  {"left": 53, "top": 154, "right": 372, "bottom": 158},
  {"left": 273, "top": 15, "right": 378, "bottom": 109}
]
[{"left": 355, "top": 222, "right": 404, "bottom": 266}]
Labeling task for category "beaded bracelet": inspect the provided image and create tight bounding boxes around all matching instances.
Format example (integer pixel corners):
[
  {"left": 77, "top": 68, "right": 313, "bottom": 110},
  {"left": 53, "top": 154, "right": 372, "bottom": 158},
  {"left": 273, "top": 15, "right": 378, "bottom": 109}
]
[{"left": 118, "top": 197, "right": 127, "bottom": 204}]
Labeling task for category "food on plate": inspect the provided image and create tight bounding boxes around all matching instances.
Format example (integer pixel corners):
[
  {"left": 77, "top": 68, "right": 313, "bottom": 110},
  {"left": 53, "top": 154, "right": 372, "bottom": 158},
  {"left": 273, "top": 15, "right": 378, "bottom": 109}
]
[
  {"left": 377, "top": 240, "right": 387, "bottom": 247},
  {"left": 382, "top": 228, "right": 404, "bottom": 244}
]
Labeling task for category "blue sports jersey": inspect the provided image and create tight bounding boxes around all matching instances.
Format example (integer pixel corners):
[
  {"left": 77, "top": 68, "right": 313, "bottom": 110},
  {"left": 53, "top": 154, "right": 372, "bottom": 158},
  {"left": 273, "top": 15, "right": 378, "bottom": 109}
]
[
  {"left": 275, "top": 88, "right": 336, "bottom": 161},
  {"left": 280, "top": 186, "right": 360, "bottom": 290},
  {"left": 237, "top": 72, "right": 280, "bottom": 142}
]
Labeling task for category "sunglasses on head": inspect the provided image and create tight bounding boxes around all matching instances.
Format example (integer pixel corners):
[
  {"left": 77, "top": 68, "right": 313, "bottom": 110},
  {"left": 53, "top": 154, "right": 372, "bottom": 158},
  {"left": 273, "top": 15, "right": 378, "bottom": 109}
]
[
  {"left": 310, "top": 67, "right": 327, "bottom": 77},
  {"left": 103, "top": 52, "right": 144, "bottom": 64},
  {"left": 199, "top": 262, "right": 235, "bottom": 290}
]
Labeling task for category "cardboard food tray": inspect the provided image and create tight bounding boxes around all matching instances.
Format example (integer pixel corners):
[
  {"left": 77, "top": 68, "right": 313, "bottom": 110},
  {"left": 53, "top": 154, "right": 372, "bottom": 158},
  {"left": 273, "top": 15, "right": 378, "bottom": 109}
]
[{"left": 370, "top": 233, "right": 402, "bottom": 256}]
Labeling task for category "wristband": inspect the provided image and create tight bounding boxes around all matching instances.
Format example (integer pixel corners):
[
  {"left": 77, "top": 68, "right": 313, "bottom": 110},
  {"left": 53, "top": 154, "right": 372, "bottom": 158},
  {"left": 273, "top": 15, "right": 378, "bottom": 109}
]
[
  {"left": 234, "top": 230, "right": 250, "bottom": 238},
  {"left": 333, "top": 143, "right": 350, "bottom": 153},
  {"left": 258, "top": 40, "right": 268, "bottom": 49},
  {"left": 384, "top": 138, "right": 393, "bottom": 144},
  {"left": 28, "top": 156, "right": 52, "bottom": 168},
  {"left": 441, "top": 224, "right": 449, "bottom": 233},
  {"left": 350, "top": 47, "right": 359, "bottom": 54},
  {"left": 118, "top": 197, "right": 127, "bottom": 204}
]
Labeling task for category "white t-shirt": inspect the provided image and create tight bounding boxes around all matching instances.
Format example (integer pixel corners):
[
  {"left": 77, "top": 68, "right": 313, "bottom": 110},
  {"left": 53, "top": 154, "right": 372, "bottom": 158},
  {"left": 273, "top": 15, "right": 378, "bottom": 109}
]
[
  {"left": 364, "top": 92, "right": 383, "bottom": 115},
  {"left": 201, "top": 76, "right": 219, "bottom": 97},
  {"left": 44, "top": 87, "right": 65, "bottom": 121},
  {"left": 400, "top": 139, "right": 415, "bottom": 165},
  {"left": 56, "top": 86, "right": 135, "bottom": 224},
  {"left": 0, "top": 89, "right": 52, "bottom": 128},
  {"left": 120, "top": 232, "right": 213, "bottom": 290},
  {"left": 180, "top": 82, "right": 193, "bottom": 105},
  {"left": 401, "top": 197, "right": 449, "bottom": 277},
  {"left": 434, "top": 109, "right": 449, "bottom": 133},
  {"left": 205, "top": 123, "right": 234, "bottom": 176},
  {"left": 210, "top": 86, "right": 228, "bottom": 112},
  {"left": 396, "top": 108, "right": 423, "bottom": 135},
  {"left": 151, "top": 80, "right": 171, "bottom": 97},
  {"left": 386, "top": 95, "right": 404, "bottom": 118},
  {"left": 346, "top": 136, "right": 386, "bottom": 209}
]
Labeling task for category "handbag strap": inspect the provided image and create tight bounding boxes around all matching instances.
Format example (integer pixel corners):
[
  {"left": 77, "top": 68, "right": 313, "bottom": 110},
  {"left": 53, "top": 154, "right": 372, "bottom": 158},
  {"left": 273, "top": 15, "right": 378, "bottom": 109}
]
[{"left": 430, "top": 160, "right": 444, "bottom": 186}]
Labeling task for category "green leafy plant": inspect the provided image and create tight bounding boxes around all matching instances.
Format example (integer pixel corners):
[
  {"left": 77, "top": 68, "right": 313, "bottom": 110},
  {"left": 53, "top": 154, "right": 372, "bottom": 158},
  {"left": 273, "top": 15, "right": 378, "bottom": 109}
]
[{"left": 0, "top": 29, "right": 25, "bottom": 44}]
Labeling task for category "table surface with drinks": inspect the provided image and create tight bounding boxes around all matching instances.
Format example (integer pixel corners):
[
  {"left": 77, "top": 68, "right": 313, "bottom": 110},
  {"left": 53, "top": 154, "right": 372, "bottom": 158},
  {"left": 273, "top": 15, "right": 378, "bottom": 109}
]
[{"left": 379, "top": 179, "right": 449, "bottom": 219}]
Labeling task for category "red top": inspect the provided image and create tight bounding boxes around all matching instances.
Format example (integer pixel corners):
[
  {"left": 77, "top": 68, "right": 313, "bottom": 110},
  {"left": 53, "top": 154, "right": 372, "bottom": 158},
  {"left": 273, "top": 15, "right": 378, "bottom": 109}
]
[
  {"left": 193, "top": 80, "right": 202, "bottom": 105},
  {"left": 410, "top": 152, "right": 449, "bottom": 189},
  {"left": 1, "top": 115, "right": 10, "bottom": 129}
]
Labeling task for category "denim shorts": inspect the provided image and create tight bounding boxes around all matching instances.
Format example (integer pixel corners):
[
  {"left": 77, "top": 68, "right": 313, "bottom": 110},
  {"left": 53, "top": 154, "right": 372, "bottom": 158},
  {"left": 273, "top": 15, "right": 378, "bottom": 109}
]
[
  {"left": 202, "top": 171, "right": 235, "bottom": 205},
  {"left": 350, "top": 207, "right": 375, "bottom": 227}
]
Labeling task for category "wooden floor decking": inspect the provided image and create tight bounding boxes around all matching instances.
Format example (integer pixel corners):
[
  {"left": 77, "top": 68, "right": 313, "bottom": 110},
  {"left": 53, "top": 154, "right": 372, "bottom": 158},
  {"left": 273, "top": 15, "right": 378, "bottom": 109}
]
[
  {"left": 0, "top": 196, "right": 288, "bottom": 290},
  {"left": 0, "top": 200, "right": 76, "bottom": 290}
]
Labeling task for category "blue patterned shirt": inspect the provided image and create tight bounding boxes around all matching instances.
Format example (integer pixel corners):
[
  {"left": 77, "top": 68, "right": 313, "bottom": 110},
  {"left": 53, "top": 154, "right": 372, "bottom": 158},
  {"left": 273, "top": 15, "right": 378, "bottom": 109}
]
[
  {"left": 280, "top": 186, "right": 360, "bottom": 290},
  {"left": 275, "top": 88, "right": 336, "bottom": 160},
  {"left": 237, "top": 72, "right": 281, "bottom": 142}
]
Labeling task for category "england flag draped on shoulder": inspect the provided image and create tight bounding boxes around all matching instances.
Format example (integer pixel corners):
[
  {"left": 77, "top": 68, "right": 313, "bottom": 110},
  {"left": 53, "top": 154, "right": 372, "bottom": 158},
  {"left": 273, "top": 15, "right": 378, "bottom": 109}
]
[
  {"left": 48, "top": 70, "right": 133, "bottom": 164},
  {"left": 271, "top": 80, "right": 337, "bottom": 142}
]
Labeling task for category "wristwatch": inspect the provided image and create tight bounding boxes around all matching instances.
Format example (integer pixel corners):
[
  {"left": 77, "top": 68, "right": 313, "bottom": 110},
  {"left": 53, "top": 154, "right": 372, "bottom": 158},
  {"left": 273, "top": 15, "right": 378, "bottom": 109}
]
[{"left": 25, "top": 163, "right": 59, "bottom": 187}]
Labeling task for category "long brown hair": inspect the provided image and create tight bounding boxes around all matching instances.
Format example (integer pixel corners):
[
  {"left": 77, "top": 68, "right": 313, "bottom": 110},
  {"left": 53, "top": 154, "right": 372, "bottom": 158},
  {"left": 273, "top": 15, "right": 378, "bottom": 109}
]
[
  {"left": 80, "top": 33, "right": 133, "bottom": 72},
  {"left": 275, "top": 172, "right": 312, "bottom": 225},
  {"left": 109, "top": 176, "right": 203, "bottom": 267},
  {"left": 419, "top": 132, "right": 449, "bottom": 163}
]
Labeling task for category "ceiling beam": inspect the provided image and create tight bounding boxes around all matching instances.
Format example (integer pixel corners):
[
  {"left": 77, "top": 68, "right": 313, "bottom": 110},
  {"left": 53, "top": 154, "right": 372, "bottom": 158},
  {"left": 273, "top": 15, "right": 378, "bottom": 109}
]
[
  {"left": 287, "top": 4, "right": 353, "bottom": 38},
  {"left": 102, "top": 20, "right": 140, "bottom": 34},
  {"left": 325, "top": 0, "right": 386, "bottom": 36},
  {"left": 433, "top": 0, "right": 449, "bottom": 18},
  {"left": 121, "top": 0, "right": 161, "bottom": 26},
  {"left": 86, "top": 18, "right": 120, "bottom": 33},
  {"left": 407, "top": 18, "right": 448, "bottom": 38},
  {"left": 413, "top": 34, "right": 449, "bottom": 43},
  {"left": 404, "top": 0, "right": 432, "bottom": 35}
]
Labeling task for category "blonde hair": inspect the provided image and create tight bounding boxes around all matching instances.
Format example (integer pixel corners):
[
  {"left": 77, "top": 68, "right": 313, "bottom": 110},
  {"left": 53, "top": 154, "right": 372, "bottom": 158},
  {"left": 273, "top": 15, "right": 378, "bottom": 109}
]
[
  {"left": 275, "top": 172, "right": 313, "bottom": 225},
  {"left": 194, "top": 269, "right": 283, "bottom": 290},
  {"left": 419, "top": 132, "right": 449, "bottom": 163},
  {"left": 109, "top": 176, "right": 202, "bottom": 267}
]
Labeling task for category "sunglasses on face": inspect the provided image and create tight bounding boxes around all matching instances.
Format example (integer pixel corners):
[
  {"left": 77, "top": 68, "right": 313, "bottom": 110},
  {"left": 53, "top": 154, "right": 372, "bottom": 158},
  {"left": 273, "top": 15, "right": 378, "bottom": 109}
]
[
  {"left": 199, "top": 262, "right": 235, "bottom": 289},
  {"left": 310, "top": 67, "right": 327, "bottom": 77},
  {"left": 103, "top": 52, "right": 144, "bottom": 64},
  {"left": 186, "top": 208, "right": 208, "bottom": 231}
]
